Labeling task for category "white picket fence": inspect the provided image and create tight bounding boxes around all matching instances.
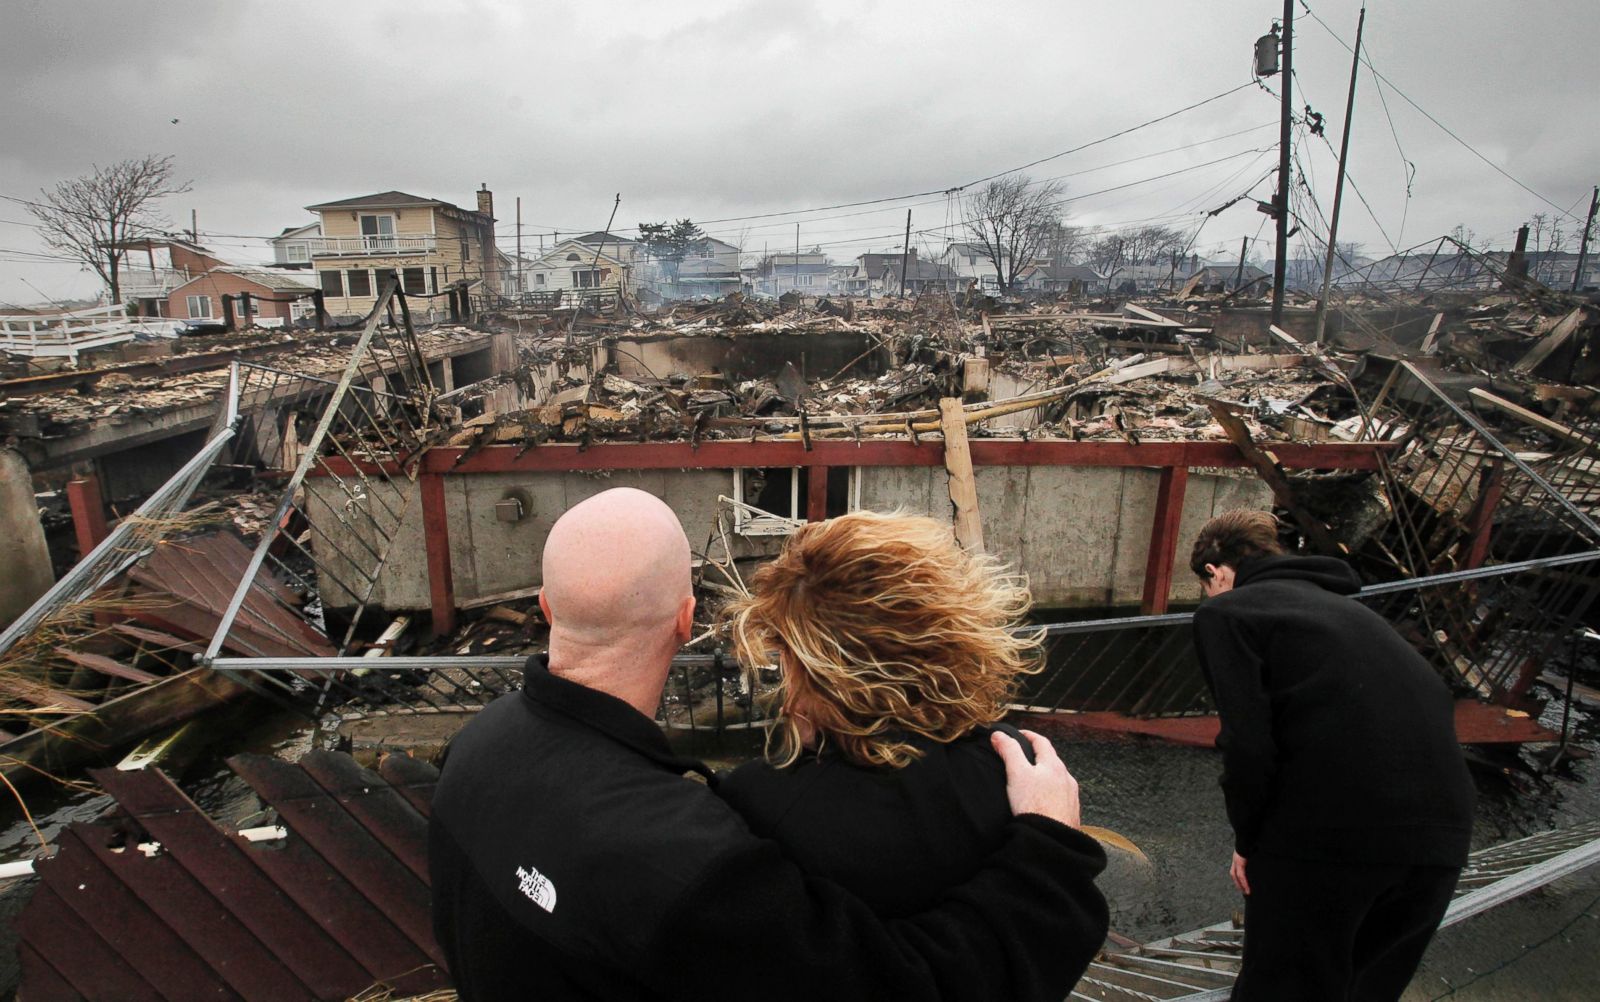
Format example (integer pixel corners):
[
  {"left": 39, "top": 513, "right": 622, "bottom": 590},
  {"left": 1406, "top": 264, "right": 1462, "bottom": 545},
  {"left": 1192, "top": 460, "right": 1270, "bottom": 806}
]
[{"left": 0, "top": 304, "right": 156, "bottom": 360}]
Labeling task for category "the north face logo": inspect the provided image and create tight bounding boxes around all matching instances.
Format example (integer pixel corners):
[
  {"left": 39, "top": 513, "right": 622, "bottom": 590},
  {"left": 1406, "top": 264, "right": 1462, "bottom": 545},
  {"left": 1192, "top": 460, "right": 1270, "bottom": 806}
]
[{"left": 516, "top": 864, "right": 557, "bottom": 913}]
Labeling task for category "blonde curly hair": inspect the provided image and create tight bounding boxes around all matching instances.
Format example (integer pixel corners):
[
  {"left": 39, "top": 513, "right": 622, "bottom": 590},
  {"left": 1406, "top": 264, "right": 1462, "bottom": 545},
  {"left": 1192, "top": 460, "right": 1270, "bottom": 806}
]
[{"left": 726, "top": 510, "right": 1042, "bottom": 769}]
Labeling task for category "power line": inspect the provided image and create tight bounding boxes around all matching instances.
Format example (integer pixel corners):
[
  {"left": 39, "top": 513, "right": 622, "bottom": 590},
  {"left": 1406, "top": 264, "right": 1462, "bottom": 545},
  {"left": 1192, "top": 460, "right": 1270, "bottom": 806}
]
[{"left": 1298, "top": 0, "right": 1582, "bottom": 223}]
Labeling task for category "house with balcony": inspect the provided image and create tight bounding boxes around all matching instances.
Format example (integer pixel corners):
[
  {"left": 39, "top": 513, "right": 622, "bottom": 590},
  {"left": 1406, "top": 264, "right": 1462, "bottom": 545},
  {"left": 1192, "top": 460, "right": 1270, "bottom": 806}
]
[
  {"left": 112, "top": 239, "right": 229, "bottom": 316},
  {"left": 296, "top": 187, "right": 498, "bottom": 320}
]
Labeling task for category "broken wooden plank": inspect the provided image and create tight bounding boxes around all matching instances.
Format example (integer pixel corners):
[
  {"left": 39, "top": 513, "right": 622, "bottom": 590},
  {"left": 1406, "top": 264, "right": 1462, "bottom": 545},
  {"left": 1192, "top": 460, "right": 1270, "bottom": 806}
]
[
  {"left": 1513, "top": 307, "right": 1588, "bottom": 375},
  {"left": 1123, "top": 303, "right": 1183, "bottom": 326},
  {"left": 939, "top": 398, "right": 984, "bottom": 553},
  {"left": 1419, "top": 312, "right": 1446, "bottom": 355},
  {"left": 1206, "top": 399, "right": 1348, "bottom": 556},
  {"left": 60, "top": 650, "right": 159, "bottom": 685},
  {"left": 1468, "top": 388, "right": 1600, "bottom": 459}
]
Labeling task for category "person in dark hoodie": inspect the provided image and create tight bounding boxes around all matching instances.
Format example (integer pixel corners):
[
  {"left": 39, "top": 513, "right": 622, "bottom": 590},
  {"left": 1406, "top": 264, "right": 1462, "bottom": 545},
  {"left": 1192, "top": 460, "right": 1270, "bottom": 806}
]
[{"left": 1188, "top": 509, "right": 1476, "bottom": 1002}]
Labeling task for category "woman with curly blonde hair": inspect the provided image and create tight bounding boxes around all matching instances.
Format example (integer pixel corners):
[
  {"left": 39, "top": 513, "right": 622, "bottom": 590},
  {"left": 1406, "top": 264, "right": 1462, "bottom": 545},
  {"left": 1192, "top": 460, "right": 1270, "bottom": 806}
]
[{"left": 718, "top": 510, "right": 1108, "bottom": 973}]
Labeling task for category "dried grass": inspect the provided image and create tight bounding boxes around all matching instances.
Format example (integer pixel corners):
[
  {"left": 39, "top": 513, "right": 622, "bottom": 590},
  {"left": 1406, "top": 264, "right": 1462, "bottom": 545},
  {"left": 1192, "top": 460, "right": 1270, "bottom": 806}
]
[
  {"left": 345, "top": 969, "right": 454, "bottom": 1002},
  {"left": 0, "top": 591, "right": 174, "bottom": 729}
]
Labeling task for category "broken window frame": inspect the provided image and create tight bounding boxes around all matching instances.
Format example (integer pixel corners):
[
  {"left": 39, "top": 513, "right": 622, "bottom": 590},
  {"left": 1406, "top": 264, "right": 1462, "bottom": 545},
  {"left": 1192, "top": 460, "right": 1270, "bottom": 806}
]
[{"left": 732, "top": 467, "right": 802, "bottom": 536}]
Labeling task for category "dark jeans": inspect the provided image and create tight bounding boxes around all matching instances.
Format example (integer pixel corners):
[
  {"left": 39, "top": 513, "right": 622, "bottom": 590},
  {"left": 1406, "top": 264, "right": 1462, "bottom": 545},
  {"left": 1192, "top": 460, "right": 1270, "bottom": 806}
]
[{"left": 1232, "top": 853, "right": 1460, "bottom": 1002}]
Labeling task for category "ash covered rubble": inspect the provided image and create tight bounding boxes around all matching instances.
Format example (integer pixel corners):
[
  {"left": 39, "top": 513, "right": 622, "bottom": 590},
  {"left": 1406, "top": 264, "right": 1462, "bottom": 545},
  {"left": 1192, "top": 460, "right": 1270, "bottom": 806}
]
[{"left": 451, "top": 291, "right": 1371, "bottom": 451}]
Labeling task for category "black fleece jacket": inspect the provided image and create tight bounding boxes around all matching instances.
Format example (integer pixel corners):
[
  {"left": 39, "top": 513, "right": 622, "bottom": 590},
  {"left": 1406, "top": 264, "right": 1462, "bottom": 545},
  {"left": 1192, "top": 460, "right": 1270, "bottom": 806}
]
[
  {"left": 430, "top": 657, "right": 1115, "bottom": 1002},
  {"left": 1192, "top": 555, "right": 1475, "bottom": 867}
]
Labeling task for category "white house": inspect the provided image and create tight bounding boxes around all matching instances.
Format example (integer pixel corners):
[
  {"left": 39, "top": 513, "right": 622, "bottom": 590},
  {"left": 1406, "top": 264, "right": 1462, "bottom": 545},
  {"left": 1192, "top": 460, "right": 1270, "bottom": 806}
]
[{"left": 523, "top": 239, "right": 633, "bottom": 296}]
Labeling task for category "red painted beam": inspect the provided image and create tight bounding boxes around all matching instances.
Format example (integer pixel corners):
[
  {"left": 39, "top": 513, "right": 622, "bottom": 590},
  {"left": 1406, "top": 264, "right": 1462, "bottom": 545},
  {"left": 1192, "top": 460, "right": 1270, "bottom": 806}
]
[
  {"left": 1015, "top": 700, "right": 1559, "bottom": 747},
  {"left": 406, "top": 439, "right": 1387, "bottom": 477},
  {"left": 1465, "top": 462, "right": 1504, "bottom": 570},
  {"left": 1140, "top": 465, "right": 1190, "bottom": 614},
  {"left": 420, "top": 474, "right": 455, "bottom": 637},
  {"left": 65, "top": 476, "right": 109, "bottom": 560},
  {"left": 806, "top": 466, "right": 829, "bottom": 522}
]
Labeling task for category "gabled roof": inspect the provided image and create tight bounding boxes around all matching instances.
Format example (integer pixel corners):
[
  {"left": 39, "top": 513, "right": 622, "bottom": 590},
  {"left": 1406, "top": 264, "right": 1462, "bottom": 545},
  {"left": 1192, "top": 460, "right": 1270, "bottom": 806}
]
[
  {"left": 171, "top": 266, "right": 315, "bottom": 295},
  {"left": 305, "top": 191, "right": 443, "bottom": 211},
  {"left": 573, "top": 231, "right": 636, "bottom": 246},
  {"left": 274, "top": 222, "right": 321, "bottom": 239},
  {"left": 527, "top": 239, "right": 630, "bottom": 269},
  {"left": 1019, "top": 262, "right": 1104, "bottom": 282}
]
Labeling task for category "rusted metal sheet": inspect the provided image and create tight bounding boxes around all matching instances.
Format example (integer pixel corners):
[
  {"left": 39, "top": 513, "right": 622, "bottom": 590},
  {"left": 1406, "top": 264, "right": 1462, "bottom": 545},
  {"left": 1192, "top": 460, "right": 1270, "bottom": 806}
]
[
  {"left": 1018, "top": 699, "right": 1560, "bottom": 747},
  {"left": 129, "top": 532, "right": 335, "bottom": 659},
  {"left": 17, "top": 752, "right": 447, "bottom": 1001}
]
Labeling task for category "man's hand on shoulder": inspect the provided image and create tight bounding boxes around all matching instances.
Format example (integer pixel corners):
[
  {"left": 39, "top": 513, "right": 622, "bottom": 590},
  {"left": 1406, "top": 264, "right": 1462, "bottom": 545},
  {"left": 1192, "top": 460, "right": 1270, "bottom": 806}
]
[{"left": 991, "top": 729, "right": 1082, "bottom": 829}]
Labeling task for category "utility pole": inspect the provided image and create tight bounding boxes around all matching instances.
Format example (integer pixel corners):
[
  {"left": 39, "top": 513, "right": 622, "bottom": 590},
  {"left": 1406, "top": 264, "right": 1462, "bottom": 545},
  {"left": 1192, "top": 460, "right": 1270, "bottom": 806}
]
[
  {"left": 794, "top": 223, "right": 800, "bottom": 294},
  {"left": 1234, "top": 236, "right": 1250, "bottom": 292},
  {"left": 1271, "top": 0, "right": 1294, "bottom": 326},
  {"left": 190, "top": 209, "right": 198, "bottom": 244},
  {"left": 900, "top": 210, "right": 912, "bottom": 298},
  {"left": 1574, "top": 185, "right": 1599, "bottom": 292},
  {"left": 516, "top": 197, "right": 523, "bottom": 298},
  {"left": 1314, "top": 5, "right": 1366, "bottom": 345}
]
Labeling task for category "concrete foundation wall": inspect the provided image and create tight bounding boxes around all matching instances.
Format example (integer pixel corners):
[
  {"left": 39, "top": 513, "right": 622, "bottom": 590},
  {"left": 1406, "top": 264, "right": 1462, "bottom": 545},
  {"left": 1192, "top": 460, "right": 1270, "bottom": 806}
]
[
  {"left": 858, "top": 464, "right": 1269, "bottom": 608},
  {"left": 0, "top": 449, "right": 56, "bottom": 627},
  {"left": 308, "top": 462, "right": 1270, "bottom": 614},
  {"left": 307, "top": 469, "right": 784, "bottom": 610},
  {"left": 602, "top": 330, "right": 889, "bottom": 384}
]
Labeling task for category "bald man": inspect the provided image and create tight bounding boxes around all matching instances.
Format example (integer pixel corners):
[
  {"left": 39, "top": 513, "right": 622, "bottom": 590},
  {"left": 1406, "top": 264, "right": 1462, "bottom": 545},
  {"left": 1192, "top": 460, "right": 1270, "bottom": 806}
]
[{"left": 429, "top": 488, "right": 1108, "bottom": 1002}]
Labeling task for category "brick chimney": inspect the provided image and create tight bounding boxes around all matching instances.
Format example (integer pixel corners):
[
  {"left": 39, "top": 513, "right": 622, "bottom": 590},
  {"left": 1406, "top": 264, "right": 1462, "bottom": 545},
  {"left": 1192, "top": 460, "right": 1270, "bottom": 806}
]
[{"left": 476, "top": 183, "right": 494, "bottom": 220}]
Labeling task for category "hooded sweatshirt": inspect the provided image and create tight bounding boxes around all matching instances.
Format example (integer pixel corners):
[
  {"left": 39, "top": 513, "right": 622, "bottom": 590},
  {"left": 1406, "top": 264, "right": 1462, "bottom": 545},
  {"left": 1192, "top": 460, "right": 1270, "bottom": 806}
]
[{"left": 1192, "top": 554, "right": 1475, "bottom": 867}]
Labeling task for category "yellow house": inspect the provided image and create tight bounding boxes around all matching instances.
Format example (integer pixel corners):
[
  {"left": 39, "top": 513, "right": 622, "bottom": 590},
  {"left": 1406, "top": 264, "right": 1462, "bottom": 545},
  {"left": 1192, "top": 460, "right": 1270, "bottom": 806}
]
[{"left": 304, "top": 187, "right": 498, "bottom": 319}]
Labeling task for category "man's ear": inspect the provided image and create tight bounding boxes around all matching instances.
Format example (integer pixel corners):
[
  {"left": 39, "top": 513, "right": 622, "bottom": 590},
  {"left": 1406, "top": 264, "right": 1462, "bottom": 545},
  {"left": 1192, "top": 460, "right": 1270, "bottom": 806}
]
[
  {"left": 674, "top": 594, "right": 696, "bottom": 644},
  {"left": 538, "top": 589, "right": 553, "bottom": 625},
  {"left": 1203, "top": 563, "right": 1220, "bottom": 580}
]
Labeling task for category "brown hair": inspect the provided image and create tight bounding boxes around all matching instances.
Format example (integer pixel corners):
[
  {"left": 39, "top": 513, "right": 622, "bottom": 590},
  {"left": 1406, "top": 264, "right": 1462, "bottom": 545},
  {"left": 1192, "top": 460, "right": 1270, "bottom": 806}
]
[
  {"left": 726, "top": 511, "right": 1041, "bottom": 769},
  {"left": 1189, "top": 509, "right": 1285, "bottom": 580}
]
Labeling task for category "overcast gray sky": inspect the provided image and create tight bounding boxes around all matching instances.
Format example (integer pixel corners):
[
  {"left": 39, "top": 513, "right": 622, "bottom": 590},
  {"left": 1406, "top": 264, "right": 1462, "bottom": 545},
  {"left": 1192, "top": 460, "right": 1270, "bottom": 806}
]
[{"left": 2, "top": 0, "right": 1596, "bottom": 306}]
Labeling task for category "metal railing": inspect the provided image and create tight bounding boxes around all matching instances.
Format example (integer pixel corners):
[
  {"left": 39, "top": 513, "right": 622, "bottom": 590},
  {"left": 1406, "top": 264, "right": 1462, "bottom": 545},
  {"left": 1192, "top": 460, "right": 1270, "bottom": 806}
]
[
  {"left": 0, "top": 372, "right": 240, "bottom": 658},
  {"left": 304, "top": 235, "right": 437, "bottom": 256},
  {"left": 202, "top": 281, "right": 439, "bottom": 681},
  {"left": 1352, "top": 362, "right": 1600, "bottom": 700}
]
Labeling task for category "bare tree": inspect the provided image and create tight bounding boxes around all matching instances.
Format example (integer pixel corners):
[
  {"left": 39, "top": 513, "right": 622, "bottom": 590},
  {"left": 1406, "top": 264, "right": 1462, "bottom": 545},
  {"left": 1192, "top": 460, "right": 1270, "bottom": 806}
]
[
  {"left": 25, "top": 155, "right": 191, "bottom": 304},
  {"left": 1038, "top": 220, "right": 1089, "bottom": 266},
  {"left": 964, "top": 175, "right": 1064, "bottom": 293}
]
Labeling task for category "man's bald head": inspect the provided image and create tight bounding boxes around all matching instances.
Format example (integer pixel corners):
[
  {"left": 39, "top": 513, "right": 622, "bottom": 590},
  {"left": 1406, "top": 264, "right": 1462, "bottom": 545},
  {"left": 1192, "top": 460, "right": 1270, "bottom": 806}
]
[{"left": 541, "top": 488, "right": 693, "bottom": 653}]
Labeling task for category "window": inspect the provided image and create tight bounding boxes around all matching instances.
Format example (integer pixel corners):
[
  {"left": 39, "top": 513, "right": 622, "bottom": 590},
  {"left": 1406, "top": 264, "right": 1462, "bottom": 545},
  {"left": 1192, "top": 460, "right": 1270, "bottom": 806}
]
[
  {"left": 359, "top": 214, "right": 396, "bottom": 251},
  {"left": 460, "top": 236, "right": 471, "bottom": 262},
  {"left": 403, "top": 267, "right": 427, "bottom": 294},
  {"left": 320, "top": 270, "right": 343, "bottom": 296},
  {"left": 798, "top": 274, "right": 814, "bottom": 286},
  {"left": 565, "top": 253, "right": 582, "bottom": 262},
  {"left": 732, "top": 468, "right": 854, "bottom": 536},
  {"left": 572, "top": 269, "right": 603, "bottom": 288},
  {"left": 346, "top": 269, "right": 372, "bottom": 297},
  {"left": 534, "top": 272, "right": 546, "bottom": 285},
  {"left": 286, "top": 243, "right": 310, "bottom": 263},
  {"left": 185, "top": 295, "right": 212, "bottom": 319},
  {"left": 374, "top": 268, "right": 398, "bottom": 294}
]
